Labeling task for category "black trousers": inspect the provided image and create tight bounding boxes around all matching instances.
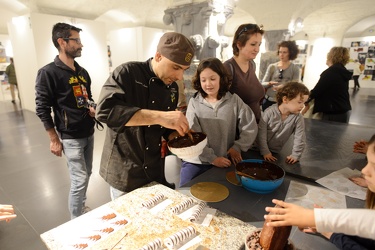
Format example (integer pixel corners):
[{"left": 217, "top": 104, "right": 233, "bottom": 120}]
[{"left": 353, "top": 75, "right": 360, "bottom": 88}]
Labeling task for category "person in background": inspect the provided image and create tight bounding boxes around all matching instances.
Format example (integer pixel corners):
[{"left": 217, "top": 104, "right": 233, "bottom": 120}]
[
  {"left": 5, "top": 57, "right": 18, "bottom": 104},
  {"left": 0, "top": 204, "right": 17, "bottom": 222},
  {"left": 304, "top": 47, "right": 352, "bottom": 123},
  {"left": 95, "top": 32, "right": 195, "bottom": 200},
  {"left": 257, "top": 82, "right": 309, "bottom": 164},
  {"left": 352, "top": 59, "right": 362, "bottom": 90},
  {"left": 179, "top": 58, "right": 258, "bottom": 186},
  {"left": 261, "top": 40, "right": 300, "bottom": 111},
  {"left": 223, "top": 23, "right": 265, "bottom": 123},
  {"left": 35, "top": 23, "right": 96, "bottom": 219},
  {"left": 265, "top": 134, "right": 375, "bottom": 250}
]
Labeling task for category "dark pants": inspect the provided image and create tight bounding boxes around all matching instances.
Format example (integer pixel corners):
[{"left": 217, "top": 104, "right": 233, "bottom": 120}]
[
  {"left": 322, "top": 111, "right": 351, "bottom": 123},
  {"left": 353, "top": 75, "right": 360, "bottom": 88},
  {"left": 330, "top": 233, "right": 375, "bottom": 250},
  {"left": 179, "top": 161, "right": 213, "bottom": 187}
]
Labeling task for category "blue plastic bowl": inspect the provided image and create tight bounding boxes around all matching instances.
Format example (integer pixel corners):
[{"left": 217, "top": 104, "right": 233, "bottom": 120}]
[{"left": 235, "top": 159, "right": 285, "bottom": 194}]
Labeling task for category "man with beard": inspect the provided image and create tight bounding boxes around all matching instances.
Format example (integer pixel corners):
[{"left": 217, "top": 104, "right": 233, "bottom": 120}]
[
  {"left": 35, "top": 23, "right": 96, "bottom": 219},
  {"left": 96, "top": 32, "right": 195, "bottom": 200}
]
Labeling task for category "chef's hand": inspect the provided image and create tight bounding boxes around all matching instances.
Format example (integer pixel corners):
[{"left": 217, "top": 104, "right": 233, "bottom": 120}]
[
  {"left": 212, "top": 157, "right": 231, "bottom": 168},
  {"left": 263, "top": 153, "right": 277, "bottom": 162},
  {"left": 161, "top": 111, "right": 189, "bottom": 136},
  {"left": 285, "top": 155, "right": 298, "bottom": 164},
  {"left": 227, "top": 148, "right": 242, "bottom": 165}
]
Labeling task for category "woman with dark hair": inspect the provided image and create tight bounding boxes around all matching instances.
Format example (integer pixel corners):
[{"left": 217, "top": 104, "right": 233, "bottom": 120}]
[
  {"left": 305, "top": 46, "right": 352, "bottom": 123},
  {"left": 262, "top": 40, "right": 301, "bottom": 111},
  {"left": 179, "top": 58, "right": 258, "bottom": 186},
  {"left": 223, "top": 24, "right": 265, "bottom": 123}
]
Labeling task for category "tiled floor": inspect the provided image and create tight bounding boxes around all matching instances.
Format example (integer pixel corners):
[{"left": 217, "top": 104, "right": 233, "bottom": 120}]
[
  {"left": 0, "top": 102, "right": 111, "bottom": 250},
  {"left": 0, "top": 87, "right": 374, "bottom": 250}
]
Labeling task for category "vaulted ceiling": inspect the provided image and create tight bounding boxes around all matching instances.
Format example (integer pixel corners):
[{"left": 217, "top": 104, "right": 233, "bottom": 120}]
[{"left": 1, "top": 0, "right": 374, "bottom": 39}]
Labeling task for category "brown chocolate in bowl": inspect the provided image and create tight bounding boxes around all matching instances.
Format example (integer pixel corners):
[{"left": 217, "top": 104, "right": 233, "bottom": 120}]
[
  {"left": 168, "top": 132, "right": 206, "bottom": 148},
  {"left": 236, "top": 161, "right": 284, "bottom": 181}
]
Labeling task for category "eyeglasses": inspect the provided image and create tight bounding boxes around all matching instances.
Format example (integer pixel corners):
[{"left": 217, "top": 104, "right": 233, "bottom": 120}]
[
  {"left": 63, "top": 38, "right": 81, "bottom": 44},
  {"left": 278, "top": 69, "right": 284, "bottom": 80},
  {"left": 237, "top": 24, "right": 263, "bottom": 38}
]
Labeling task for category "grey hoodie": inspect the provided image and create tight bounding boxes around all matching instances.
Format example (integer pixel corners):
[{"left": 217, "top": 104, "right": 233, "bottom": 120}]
[
  {"left": 185, "top": 92, "right": 258, "bottom": 164},
  {"left": 257, "top": 104, "right": 305, "bottom": 160}
]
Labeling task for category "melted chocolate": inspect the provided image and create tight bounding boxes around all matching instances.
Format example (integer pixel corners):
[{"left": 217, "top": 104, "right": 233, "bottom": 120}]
[
  {"left": 236, "top": 161, "right": 284, "bottom": 181},
  {"left": 168, "top": 132, "right": 206, "bottom": 148}
]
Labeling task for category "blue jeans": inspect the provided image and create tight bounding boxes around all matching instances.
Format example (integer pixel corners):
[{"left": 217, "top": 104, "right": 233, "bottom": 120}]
[
  {"left": 62, "top": 135, "right": 94, "bottom": 219},
  {"left": 179, "top": 161, "right": 212, "bottom": 187}
]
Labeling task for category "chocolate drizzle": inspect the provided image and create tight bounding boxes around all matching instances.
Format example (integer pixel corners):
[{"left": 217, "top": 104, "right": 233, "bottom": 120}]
[
  {"left": 168, "top": 132, "right": 206, "bottom": 148},
  {"left": 236, "top": 161, "right": 284, "bottom": 181}
]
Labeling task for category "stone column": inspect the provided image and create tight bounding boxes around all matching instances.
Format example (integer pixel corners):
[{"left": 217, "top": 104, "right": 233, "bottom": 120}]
[
  {"left": 163, "top": 0, "right": 234, "bottom": 103},
  {"left": 163, "top": 0, "right": 234, "bottom": 62}
]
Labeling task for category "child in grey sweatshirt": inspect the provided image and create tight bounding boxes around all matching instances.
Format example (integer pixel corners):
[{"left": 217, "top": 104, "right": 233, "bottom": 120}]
[
  {"left": 257, "top": 82, "right": 309, "bottom": 164},
  {"left": 179, "top": 58, "right": 258, "bottom": 186}
]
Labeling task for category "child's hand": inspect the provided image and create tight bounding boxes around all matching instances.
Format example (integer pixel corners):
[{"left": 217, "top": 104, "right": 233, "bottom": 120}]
[
  {"left": 285, "top": 156, "right": 298, "bottom": 164},
  {"left": 212, "top": 157, "right": 231, "bottom": 168},
  {"left": 349, "top": 176, "right": 368, "bottom": 188},
  {"left": 263, "top": 153, "right": 277, "bottom": 162},
  {"left": 0, "top": 204, "right": 17, "bottom": 222},
  {"left": 353, "top": 140, "right": 368, "bottom": 154},
  {"left": 227, "top": 148, "right": 242, "bottom": 165}
]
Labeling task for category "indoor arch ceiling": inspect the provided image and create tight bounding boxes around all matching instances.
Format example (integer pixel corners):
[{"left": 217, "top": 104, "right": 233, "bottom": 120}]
[{"left": 0, "top": 0, "right": 374, "bottom": 39}]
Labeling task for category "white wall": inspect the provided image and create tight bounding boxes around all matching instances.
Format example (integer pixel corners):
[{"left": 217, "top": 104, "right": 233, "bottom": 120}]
[
  {"left": 302, "top": 37, "right": 335, "bottom": 90},
  {"left": 7, "top": 15, "right": 38, "bottom": 108},
  {"left": 0, "top": 34, "right": 13, "bottom": 101},
  {"left": 7, "top": 12, "right": 109, "bottom": 112},
  {"left": 109, "top": 27, "right": 166, "bottom": 70}
]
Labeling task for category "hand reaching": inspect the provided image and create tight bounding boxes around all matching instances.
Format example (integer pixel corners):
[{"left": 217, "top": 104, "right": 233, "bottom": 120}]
[
  {"left": 227, "top": 148, "right": 242, "bottom": 166},
  {"left": 159, "top": 111, "right": 189, "bottom": 136},
  {"left": 264, "top": 199, "right": 315, "bottom": 228},
  {"left": 0, "top": 204, "right": 17, "bottom": 223},
  {"left": 353, "top": 140, "right": 368, "bottom": 154},
  {"left": 263, "top": 153, "right": 277, "bottom": 162},
  {"left": 285, "top": 155, "right": 298, "bottom": 164},
  {"left": 348, "top": 176, "right": 368, "bottom": 188},
  {"left": 212, "top": 157, "right": 231, "bottom": 168}
]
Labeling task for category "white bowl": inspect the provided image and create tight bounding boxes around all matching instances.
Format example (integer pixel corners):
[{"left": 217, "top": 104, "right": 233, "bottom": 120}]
[{"left": 168, "top": 132, "right": 207, "bottom": 159}]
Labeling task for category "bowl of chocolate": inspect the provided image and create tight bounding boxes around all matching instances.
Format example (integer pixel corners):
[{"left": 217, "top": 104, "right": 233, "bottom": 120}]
[
  {"left": 235, "top": 159, "right": 285, "bottom": 194},
  {"left": 168, "top": 132, "right": 207, "bottom": 159}
]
